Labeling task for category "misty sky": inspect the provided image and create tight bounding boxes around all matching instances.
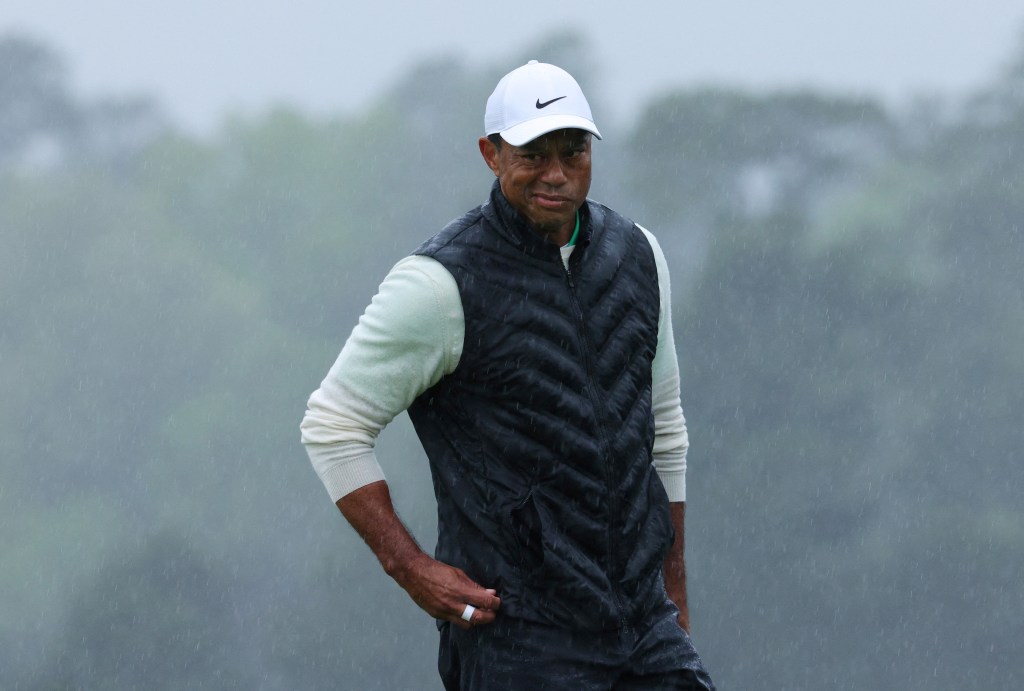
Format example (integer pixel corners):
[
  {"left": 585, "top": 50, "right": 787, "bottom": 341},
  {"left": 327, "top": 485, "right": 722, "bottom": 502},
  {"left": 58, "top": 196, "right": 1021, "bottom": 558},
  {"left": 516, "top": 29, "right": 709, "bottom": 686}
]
[{"left": 5, "top": 1, "right": 1024, "bottom": 133}]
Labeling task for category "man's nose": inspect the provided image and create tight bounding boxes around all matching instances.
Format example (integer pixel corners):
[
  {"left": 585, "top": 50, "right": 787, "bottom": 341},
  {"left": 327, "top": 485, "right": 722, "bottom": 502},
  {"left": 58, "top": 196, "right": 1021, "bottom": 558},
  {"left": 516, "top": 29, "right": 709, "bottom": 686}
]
[{"left": 538, "top": 158, "right": 568, "bottom": 185}]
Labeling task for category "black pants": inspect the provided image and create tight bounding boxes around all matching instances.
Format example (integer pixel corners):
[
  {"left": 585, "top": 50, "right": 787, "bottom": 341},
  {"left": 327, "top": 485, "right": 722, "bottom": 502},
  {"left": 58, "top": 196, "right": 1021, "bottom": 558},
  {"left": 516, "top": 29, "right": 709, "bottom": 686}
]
[{"left": 438, "top": 600, "right": 715, "bottom": 690}]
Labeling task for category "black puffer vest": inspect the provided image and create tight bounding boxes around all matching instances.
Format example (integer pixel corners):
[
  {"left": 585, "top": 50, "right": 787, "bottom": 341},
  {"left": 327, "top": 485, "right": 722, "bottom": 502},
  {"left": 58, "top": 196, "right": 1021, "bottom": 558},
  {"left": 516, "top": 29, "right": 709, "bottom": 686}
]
[{"left": 408, "top": 182, "right": 674, "bottom": 631}]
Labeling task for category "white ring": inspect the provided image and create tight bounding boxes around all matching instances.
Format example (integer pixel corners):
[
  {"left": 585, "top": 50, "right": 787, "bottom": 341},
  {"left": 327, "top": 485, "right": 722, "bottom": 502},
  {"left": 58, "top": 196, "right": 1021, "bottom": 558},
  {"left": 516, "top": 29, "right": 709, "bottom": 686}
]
[{"left": 461, "top": 604, "right": 476, "bottom": 622}]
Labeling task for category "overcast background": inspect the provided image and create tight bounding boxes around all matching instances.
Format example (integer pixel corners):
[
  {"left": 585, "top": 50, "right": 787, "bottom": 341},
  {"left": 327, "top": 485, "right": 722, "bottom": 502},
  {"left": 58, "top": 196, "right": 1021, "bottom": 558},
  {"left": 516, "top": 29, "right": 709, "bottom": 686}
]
[
  {"left": 5, "top": 3, "right": 1024, "bottom": 689},
  {"left": 5, "top": 0, "right": 1024, "bottom": 133}
]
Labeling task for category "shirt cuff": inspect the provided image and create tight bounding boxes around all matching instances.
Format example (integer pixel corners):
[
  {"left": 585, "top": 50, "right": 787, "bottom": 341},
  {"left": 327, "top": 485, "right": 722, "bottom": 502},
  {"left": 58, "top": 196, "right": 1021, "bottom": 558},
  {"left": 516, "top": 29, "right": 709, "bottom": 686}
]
[
  {"left": 655, "top": 466, "right": 686, "bottom": 503},
  {"left": 306, "top": 444, "right": 387, "bottom": 503}
]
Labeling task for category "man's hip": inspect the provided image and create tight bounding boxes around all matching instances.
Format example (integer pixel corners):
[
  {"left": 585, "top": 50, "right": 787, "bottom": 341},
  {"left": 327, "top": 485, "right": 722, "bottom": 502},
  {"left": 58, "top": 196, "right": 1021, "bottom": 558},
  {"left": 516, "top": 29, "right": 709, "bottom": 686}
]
[{"left": 438, "top": 598, "right": 715, "bottom": 691}]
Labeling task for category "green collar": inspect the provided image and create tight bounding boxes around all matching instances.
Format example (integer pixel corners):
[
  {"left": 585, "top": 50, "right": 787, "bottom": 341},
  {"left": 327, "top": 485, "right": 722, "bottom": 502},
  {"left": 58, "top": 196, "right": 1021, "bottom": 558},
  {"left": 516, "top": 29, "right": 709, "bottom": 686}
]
[{"left": 567, "top": 211, "right": 580, "bottom": 247}]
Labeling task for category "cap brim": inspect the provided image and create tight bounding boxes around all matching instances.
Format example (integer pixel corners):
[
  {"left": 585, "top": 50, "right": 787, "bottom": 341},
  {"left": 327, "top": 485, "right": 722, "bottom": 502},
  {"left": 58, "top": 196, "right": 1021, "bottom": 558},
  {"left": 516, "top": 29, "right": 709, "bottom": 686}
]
[{"left": 500, "top": 114, "right": 602, "bottom": 147}]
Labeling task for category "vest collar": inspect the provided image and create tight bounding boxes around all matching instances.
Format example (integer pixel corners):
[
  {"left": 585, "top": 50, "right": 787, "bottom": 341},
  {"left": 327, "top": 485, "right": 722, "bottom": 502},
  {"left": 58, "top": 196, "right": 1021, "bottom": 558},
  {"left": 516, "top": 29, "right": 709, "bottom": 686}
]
[{"left": 483, "top": 179, "right": 594, "bottom": 256}]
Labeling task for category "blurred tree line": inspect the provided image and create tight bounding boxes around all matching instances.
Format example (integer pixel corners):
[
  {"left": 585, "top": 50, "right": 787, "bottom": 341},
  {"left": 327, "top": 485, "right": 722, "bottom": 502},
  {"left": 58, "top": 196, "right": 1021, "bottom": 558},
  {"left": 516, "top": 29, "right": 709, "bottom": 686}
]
[{"left": 2, "top": 30, "right": 1021, "bottom": 690}]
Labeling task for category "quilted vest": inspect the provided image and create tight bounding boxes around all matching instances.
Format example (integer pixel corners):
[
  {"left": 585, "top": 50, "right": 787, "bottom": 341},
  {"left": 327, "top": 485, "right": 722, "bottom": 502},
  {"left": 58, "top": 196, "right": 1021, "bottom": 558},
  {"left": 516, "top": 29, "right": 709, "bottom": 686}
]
[{"left": 409, "top": 182, "right": 673, "bottom": 630}]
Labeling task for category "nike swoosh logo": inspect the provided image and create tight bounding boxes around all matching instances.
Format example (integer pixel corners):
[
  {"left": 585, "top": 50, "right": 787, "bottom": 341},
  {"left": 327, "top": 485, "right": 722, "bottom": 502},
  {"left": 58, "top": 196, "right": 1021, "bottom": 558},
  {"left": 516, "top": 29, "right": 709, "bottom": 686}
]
[{"left": 536, "top": 96, "right": 567, "bottom": 109}]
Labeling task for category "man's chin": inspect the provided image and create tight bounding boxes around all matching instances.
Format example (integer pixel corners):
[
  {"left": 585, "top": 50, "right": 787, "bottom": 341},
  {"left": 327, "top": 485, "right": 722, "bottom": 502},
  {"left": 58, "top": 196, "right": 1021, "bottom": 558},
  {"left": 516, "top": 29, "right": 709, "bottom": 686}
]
[
  {"left": 526, "top": 207, "right": 573, "bottom": 230},
  {"left": 528, "top": 217, "right": 571, "bottom": 237}
]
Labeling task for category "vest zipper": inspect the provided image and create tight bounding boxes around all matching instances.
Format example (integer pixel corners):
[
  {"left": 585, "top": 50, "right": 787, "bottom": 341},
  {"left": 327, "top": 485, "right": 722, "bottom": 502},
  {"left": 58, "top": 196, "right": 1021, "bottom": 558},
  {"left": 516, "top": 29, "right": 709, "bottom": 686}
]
[{"left": 562, "top": 252, "right": 629, "bottom": 628}]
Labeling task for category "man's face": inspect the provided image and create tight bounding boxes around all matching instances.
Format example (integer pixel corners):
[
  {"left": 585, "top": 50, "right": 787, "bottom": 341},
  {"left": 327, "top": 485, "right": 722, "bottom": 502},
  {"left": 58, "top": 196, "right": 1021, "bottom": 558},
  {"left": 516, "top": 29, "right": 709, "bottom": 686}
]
[{"left": 479, "top": 129, "right": 592, "bottom": 244}]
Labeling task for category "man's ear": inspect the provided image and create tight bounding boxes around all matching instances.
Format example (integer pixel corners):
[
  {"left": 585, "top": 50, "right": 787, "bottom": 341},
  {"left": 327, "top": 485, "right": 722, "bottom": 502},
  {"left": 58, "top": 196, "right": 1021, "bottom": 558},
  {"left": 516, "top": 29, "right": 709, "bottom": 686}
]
[{"left": 478, "top": 136, "right": 500, "bottom": 176}]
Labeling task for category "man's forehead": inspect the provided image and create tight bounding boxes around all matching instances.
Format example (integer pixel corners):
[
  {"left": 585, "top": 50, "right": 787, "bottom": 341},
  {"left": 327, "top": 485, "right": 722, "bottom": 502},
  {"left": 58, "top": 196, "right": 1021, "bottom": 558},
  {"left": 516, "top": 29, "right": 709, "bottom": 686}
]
[{"left": 518, "top": 128, "right": 591, "bottom": 150}]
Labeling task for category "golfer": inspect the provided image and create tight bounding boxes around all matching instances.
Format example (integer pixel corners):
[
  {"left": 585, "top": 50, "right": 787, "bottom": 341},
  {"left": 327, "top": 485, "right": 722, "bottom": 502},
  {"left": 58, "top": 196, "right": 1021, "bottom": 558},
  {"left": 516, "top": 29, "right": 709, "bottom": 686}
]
[{"left": 301, "top": 60, "right": 715, "bottom": 690}]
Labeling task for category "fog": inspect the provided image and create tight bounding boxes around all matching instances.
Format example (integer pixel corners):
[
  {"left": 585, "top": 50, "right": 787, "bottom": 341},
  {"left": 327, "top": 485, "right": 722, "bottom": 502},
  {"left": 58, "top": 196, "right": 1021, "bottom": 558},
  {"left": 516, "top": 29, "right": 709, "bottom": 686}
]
[
  {"left": 6, "top": 1, "right": 1024, "bottom": 131},
  {"left": 3, "top": 5, "right": 1023, "bottom": 690}
]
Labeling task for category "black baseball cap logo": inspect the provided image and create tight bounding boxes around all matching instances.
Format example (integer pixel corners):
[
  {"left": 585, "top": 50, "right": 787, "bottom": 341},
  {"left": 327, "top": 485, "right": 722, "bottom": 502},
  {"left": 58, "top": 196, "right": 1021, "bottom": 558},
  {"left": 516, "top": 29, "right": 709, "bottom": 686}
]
[{"left": 535, "top": 96, "right": 567, "bottom": 109}]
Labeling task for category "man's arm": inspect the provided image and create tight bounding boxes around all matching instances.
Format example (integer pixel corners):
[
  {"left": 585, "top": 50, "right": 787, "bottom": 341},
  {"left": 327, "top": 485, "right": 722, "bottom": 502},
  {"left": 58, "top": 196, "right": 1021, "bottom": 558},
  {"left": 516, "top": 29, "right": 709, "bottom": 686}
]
[
  {"left": 301, "top": 257, "right": 496, "bottom": 624},
  {"left": 639, "top": 226, "right": 692, "bottom": 632},
  {"left": 301, "top": 256, "right": 465, "bottom": 501},
  {"left": 337, "top": 480, "right": 500, "bottom": 629},
  {"left": 662, "top": 501, "right": 690, "bottom": 632}
]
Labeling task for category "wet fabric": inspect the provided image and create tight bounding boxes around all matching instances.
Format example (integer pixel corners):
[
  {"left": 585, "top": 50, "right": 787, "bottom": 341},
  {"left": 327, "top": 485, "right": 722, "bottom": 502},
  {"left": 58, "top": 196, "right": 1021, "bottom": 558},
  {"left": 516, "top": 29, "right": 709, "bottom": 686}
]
[
  {"left": 410, "top": 181, "right": 673, "bottom": 630},
  {"left": 438, "top": 599, "right": 716, "bottom": 690}
]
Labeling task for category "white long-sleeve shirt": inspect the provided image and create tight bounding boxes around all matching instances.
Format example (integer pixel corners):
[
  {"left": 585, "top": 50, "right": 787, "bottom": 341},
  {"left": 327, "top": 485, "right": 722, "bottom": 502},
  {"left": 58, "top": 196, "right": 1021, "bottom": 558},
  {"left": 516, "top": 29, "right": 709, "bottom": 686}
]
[{"left": 301, "top": 226, "right": 689, "bottom": 503}]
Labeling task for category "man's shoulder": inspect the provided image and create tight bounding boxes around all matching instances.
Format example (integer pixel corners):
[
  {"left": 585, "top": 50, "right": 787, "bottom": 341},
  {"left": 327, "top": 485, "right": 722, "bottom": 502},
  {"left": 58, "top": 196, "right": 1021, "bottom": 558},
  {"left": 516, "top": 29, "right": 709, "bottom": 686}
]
[
  {"left": 414, "top": 205, "right": 487, "bottom": 259},
  {"left": 586, "top": 198, "right": 659, "bottom": 249},
  {"left": 584, "top": 200, "right": 668, "bottom": 281},
  {"left": 585, "top": 198, "right": 642, "bottom": 235}
]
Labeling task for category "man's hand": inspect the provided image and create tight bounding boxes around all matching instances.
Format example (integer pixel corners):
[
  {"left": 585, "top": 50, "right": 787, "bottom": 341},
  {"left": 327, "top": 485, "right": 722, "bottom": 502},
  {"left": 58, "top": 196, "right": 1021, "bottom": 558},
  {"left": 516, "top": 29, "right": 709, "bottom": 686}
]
[
  {"left": 390, "top": 551, "right": 501, "bottom": 630},
  {"left": 663, "top": 501, "right": 690, "bottom": 633},
  {"left": 337, "top": 481, "right": 501, "bottom": 629}
]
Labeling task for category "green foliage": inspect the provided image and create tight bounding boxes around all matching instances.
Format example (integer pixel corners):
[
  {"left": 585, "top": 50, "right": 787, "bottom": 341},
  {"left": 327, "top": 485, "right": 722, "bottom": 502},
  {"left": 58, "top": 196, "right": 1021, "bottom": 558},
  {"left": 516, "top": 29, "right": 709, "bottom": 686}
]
[
  {"left": 626, "top": 88, "right": 895, "bottom": 229},
  {"left": 0, "top": 33, "right": 78, "bottom": 164},
  {"left": 35, "top": 532, "right": 256, "bottom": 689},
  {"left": 678, "top": 64, "right": 1024, "bottom": 688}
]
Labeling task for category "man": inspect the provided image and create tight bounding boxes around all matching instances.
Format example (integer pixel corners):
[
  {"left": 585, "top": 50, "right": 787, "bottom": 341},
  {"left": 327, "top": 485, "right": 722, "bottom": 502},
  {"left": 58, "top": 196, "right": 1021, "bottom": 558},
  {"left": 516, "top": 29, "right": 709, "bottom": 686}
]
[{"left": 301, "top": 60, "right": 715, "bottom": 690}]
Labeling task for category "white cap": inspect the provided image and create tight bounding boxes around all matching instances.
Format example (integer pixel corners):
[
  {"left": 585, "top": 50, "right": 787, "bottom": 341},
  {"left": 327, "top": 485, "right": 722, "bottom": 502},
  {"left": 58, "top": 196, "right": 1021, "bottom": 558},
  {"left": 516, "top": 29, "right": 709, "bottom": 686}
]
[{"left": 484, "top": 60, "right": 601, "bottom": 146}]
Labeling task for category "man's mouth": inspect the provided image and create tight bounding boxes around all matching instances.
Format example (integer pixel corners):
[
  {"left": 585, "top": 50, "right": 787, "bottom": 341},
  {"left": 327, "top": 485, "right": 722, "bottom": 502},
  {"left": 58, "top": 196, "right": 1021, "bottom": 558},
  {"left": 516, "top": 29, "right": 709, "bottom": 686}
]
[{"left": 531, "top": 192, "right": 571, "bottom": 209}]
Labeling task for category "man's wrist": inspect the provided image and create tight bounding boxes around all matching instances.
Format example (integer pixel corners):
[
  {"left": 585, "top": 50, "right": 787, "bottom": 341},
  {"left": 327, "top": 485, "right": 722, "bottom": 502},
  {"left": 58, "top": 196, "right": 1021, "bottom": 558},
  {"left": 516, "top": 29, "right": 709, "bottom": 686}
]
[{"left": 383, "top": 545, "right": 430, "bottom": 584}]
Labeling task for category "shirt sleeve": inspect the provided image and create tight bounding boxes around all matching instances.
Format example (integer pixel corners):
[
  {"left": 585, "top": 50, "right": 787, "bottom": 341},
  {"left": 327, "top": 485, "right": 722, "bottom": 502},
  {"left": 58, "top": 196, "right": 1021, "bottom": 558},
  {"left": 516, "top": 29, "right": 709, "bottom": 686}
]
[
  {"left": 638, "top": 226, "right": 689, "bottom": 503},
  {"left": 300, "top": 255, "right": 464, "bottom": 502}
]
